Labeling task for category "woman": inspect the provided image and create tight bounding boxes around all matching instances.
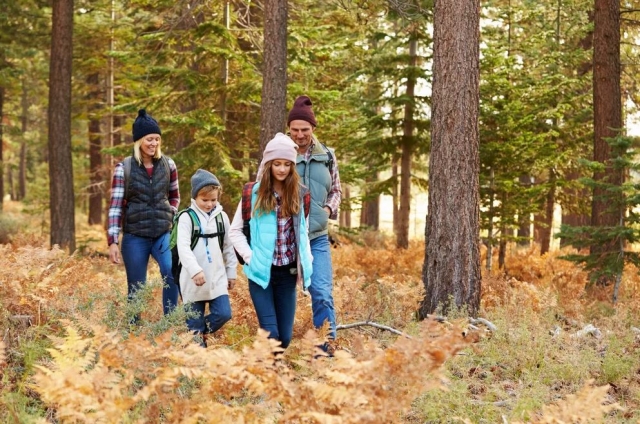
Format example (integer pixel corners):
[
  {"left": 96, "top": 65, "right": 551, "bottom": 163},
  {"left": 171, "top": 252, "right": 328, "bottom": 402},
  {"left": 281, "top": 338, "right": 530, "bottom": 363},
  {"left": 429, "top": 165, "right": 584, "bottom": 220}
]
[
  {"left": 230, "top": 132, "right": 313, "bottom": 349},
  {"left": 107, "top": 109, "right": 180, "bottom": 317}
]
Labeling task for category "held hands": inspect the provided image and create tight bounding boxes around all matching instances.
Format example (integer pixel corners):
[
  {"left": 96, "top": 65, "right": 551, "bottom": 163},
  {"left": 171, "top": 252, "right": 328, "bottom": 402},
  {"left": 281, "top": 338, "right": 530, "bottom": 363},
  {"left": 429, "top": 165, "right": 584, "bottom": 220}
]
[
  {"left": 109, "top": 244, "right": 121, "bottom": 264},
  {"left": 228, "top": 279, "right": 236, "bottom": 290},
  {"left": 192, "top": 271, "right": 206, "bottom": 286}
]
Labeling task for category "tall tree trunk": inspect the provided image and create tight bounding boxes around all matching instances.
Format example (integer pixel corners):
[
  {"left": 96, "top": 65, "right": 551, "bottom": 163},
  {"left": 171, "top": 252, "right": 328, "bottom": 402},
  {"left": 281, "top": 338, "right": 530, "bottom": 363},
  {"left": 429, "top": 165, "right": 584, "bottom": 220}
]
[
  {"left": 258, "top": 0, "right": 287, "bottom": 153},
  {"left": 420, "top": 0, "right": 481, "bottom": 318},
  {"left": 540, "top": 169, "right": 557, "bottom": 255},
  {"left": 391, "top": 158, "right": 399, "bottom": 234},
  {"left": 397, "top": 37, "right": 418, "bottom": 249},
  {"left": 19, "top": 78, "right": 28, "bottom": 201},
  {"left": 590, "top": 0, "right": 621, "bottom": 276},
  {"left": 48, "top": 0, "right": 75, "bottom": 253},
  {"left": 360, "top": 172, "right": 380, "bottom": 229},
  {"left": 0, "top": 86, "right": 4, "bottom": 209},
  {"left": 517, "top": 174, "right": 532, "bottom": 246},
  {"left": 87, "top": 73, "right": 103, "bottom": 225}
]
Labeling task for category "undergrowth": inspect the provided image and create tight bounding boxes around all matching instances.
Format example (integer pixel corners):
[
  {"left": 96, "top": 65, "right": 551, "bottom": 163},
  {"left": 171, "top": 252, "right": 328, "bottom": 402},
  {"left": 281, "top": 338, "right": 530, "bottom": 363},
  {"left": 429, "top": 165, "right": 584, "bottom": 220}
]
[{"left": 0, "top": 201, "right": 639, "bottom": 423}]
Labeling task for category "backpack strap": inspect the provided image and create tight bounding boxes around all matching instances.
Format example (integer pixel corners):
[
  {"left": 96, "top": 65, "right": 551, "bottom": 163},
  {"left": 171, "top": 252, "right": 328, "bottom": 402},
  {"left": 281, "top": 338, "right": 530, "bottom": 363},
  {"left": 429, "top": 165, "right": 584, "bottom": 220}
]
[
  {"left": 216, "top": 214, "right": 225, "bottom": 251},
  {"left": 303, "top": 190, "right": 310, "bottom": 218},
  {"left": 241, "top": 182, "right": 256, "bottom": 221},
  {"left": 319, "top": 142, "right": 334, "bottom": 175},
  {"left": 185, "top": 209, "right": 202, "bottom": 250},
  {"left": 187, "top": 209, "right": 226, "bottom": 252}
]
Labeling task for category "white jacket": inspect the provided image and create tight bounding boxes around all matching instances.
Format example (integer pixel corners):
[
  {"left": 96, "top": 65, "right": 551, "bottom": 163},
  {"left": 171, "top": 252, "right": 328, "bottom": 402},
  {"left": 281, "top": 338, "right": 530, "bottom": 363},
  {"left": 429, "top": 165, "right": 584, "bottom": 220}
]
[{"left": 177, "top": 201, "right": 237, "bottom": 303}]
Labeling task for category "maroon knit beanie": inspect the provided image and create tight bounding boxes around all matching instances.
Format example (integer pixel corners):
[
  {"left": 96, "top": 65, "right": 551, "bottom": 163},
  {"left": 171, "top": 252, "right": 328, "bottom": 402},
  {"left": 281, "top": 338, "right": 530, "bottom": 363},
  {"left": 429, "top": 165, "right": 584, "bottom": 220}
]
[{"left": 287, "top": 95, "right": 317, "bottom": 127}]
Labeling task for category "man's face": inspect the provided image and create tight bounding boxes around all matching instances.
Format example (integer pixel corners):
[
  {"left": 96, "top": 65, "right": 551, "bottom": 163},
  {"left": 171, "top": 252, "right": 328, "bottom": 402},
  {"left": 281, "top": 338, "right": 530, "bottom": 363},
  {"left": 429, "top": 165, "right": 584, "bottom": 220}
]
[{"left": 289, "top": 120, "right": 314, "bottom": 152}]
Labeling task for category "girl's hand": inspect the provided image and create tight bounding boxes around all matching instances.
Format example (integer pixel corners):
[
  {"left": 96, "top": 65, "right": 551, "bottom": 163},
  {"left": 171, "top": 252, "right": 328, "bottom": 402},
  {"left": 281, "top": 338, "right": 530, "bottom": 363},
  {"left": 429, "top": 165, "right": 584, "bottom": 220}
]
[
  {"left": 192, "top": 271, "right": 206, "bottom": 286},
  {"left": 228, "top": 279, "right": 236, "bottom": 290}
]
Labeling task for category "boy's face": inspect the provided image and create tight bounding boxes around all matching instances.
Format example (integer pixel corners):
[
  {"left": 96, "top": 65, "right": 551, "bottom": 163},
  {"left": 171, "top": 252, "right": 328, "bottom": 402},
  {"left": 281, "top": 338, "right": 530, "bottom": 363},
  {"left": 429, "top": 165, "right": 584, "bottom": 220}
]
[{"left": 195, "top": 189, "right": 219, "bottom": 213}]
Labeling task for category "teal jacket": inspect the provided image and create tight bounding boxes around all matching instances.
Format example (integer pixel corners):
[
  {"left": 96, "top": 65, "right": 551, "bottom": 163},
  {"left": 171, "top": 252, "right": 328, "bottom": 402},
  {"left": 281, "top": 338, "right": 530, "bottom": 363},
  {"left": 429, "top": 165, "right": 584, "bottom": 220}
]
[{"left": 244, "top": 183, "right": 313, "bottom": 289}]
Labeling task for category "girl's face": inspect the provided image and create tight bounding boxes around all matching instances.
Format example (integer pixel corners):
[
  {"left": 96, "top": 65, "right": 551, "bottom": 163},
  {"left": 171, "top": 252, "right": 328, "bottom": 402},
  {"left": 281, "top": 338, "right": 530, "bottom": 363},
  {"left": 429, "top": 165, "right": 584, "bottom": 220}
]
[
  {"left": 195, "top": 189, "right": 219, "bottom": 213},
  {"left": 140, "top": 134, "right": 161, "bottom": 159},
  {"left": 271, "top": 159, "right": 293, "bottom": 183}
]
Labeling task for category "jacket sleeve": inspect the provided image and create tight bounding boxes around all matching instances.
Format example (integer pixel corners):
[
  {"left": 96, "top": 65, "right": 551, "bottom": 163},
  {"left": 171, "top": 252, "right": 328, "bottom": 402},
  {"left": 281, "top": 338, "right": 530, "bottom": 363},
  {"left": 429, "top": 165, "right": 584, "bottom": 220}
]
[
  {"left": 229, "top": 201, "right": 252, "bottom": 265},
  {"left": 221, "top": 212, "right": 238, "bottom": 278},
  {"left": 176, "top": 213, "right": 202, "bottom": 279}
]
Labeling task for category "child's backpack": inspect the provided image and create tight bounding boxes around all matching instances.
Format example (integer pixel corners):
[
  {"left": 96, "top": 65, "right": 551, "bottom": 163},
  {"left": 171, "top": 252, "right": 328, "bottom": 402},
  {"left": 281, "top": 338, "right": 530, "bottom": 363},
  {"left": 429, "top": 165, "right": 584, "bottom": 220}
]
[
  {"left": 169, "top": 208, "right": 225, "bottom": 285},
  {"left": 234, "top": 182, "right": 310, "bottom": 265}
]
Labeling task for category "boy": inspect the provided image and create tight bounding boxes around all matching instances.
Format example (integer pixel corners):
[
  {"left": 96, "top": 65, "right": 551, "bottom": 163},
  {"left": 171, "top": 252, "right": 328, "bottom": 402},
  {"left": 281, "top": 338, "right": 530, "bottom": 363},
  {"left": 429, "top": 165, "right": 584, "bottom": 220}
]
[{"left": 177, "top": 169, "right": 237, "bottom": 346}]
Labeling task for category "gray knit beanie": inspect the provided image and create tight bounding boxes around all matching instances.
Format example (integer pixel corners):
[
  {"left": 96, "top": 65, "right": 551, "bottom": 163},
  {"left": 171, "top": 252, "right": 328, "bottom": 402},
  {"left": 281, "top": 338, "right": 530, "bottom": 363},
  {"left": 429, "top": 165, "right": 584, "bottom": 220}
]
[
  {"left": 191, "top": 169, "right": 220, "bottom": 199},
  {"left": 132, "top": 109, "right": 161, "bottom": 141}
]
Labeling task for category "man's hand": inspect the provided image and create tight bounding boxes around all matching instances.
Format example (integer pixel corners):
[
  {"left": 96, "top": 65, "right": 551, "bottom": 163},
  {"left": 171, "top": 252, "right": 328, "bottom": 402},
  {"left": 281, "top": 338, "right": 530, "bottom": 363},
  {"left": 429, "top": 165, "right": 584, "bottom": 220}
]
[
  {"left": 192, "top": 271, "right": 206, "bottom": 286},
  {"left": 323, "top": 206, "right": 331, "bottom": 215},
  {"left": 228, "top": 279, "right": 236, "bottom": 290},
  {"left": 109, "top": 243, "right": 121, "bottom": 264}
]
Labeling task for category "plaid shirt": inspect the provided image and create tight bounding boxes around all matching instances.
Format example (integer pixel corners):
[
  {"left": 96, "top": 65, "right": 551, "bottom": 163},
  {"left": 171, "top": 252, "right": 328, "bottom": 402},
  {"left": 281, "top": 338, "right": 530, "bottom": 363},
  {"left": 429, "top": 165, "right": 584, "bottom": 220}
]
[
  {"left": 305, "top": 137, "right": 342, "bottom": 219},
  {"left": 273, "top": 192, "right": 297, "bottom": 266},
  {"left": 107, "top": 158, "right": 180, "bottom": 246}
]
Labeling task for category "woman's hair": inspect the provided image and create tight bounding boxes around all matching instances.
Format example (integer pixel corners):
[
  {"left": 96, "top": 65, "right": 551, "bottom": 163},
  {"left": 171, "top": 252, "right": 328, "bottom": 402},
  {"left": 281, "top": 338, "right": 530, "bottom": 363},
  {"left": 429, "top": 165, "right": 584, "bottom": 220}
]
[
  {"left": 254, "top": 160, "right": 300, "bottom": 217},
  {"left": 132, "top": 137, "right": 163, "bottom": 165}
]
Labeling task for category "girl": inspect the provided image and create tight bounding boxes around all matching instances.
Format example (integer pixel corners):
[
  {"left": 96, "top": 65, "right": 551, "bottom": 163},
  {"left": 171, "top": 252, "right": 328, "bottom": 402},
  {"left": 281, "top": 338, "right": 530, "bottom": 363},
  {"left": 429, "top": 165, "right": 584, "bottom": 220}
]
[
  {"left": 107, "top": 109, "right": 180, "bottom": 317},
  {"left": 230, "top": 132, "right": 313, "bottom": 349}
]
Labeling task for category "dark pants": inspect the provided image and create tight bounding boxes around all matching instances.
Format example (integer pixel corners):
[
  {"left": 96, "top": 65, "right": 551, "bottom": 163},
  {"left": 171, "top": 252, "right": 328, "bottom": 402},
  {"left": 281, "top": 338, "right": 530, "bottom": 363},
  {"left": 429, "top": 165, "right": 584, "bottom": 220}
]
[
  {"left": 185, "top": 295, "right": 232, "bottom": 334},
  {"left": 121, "top": 232, "right": 179, "bottom": 316},
  {"left": 249, "top": 264, "right": 298, "bottom": 349}
]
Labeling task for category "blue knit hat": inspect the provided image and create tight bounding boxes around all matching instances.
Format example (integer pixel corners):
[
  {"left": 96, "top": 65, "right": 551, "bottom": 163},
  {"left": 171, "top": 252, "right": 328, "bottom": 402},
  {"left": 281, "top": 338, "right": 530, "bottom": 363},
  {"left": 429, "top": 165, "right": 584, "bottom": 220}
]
[{"left": 132, "top": 109, "right": 161, "bottom": 141}]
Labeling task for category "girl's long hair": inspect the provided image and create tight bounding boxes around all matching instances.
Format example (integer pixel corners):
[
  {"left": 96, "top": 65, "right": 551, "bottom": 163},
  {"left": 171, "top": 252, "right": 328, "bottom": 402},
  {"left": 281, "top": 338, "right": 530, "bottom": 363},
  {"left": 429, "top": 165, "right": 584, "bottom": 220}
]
[
  {"left": 133, "top": 138, "right": 163, "bottom": 165},
  {"left": 254, "top": 160, "right": 301, "bottom": 217}
]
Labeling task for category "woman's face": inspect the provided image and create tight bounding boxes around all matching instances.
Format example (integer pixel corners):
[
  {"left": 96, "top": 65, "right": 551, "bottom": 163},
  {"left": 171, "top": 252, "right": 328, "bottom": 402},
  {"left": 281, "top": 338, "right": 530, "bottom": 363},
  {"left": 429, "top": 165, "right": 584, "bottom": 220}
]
[
  {"left": 271, "top": 159, "right": 293, "bottom": 183},
  {"left": 140, "top": 134, "right": 161, "bottom": 159}
]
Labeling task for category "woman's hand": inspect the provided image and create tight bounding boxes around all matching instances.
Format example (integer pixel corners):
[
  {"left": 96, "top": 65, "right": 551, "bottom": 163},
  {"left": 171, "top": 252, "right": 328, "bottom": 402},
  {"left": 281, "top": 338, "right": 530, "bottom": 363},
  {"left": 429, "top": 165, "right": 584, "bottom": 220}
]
[
  {"left": 109, "top": 243, "right": 121, "bottom": 264},
  {"left": 192, "top": 271, "right": 206, "bottom": 286}
]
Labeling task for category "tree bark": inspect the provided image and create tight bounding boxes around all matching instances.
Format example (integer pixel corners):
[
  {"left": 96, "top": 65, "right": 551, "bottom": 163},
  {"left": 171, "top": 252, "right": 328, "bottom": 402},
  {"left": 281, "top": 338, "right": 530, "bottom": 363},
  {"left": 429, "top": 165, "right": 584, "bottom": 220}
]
[
  {"left": 420, "top": 0, "right": 481, "bottom": 317},
  {"left": 87, "top": 73, "right": 103, "bottom": 225},
  {"left": 591, "top": 0, "right": 621, "bottom": 270},
  {"left": 48, "top": 0, "right": 75, "bottom": 253},
  {"left": 0, "top": 86, "right": 4, "bottom": 209},
  {"left": 258, "top": 0, "right": 287, "bottom": 153},
  {"left": 360, "top": 172, "right": 380, "bottom": 230},
  {"left": 19, "top": 78, "right": 28, "bottom": 201},
  {"left": 397, "top": 37, "right": 418, "bottom": 249},
  {"left": 540, "top": 169, "right": 556, "bottom": 255}
]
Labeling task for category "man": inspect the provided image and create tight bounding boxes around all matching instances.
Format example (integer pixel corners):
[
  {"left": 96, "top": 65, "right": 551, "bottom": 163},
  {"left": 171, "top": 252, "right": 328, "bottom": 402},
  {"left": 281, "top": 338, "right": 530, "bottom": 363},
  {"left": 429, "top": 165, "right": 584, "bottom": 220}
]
[{"left": 287, "top": 95, "right": 342, "bottom": 350}]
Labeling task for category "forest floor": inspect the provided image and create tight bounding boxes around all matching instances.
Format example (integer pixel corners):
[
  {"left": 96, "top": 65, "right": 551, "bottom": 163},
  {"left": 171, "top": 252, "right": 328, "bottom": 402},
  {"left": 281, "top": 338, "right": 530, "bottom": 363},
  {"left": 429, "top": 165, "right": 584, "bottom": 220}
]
[{"left": 0, "top": 200, "right": 639, "bottom": 423}]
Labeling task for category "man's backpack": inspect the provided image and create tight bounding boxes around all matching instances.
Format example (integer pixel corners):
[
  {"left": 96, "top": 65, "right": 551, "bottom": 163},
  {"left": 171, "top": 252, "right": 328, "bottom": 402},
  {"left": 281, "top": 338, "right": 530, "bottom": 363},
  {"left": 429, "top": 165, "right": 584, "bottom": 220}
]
[
  {"left": 235, "top": 182, "right": 310, "bottom": 265},
  {"left": 169, "top": 208, "right": 225, "bottom": 285}
]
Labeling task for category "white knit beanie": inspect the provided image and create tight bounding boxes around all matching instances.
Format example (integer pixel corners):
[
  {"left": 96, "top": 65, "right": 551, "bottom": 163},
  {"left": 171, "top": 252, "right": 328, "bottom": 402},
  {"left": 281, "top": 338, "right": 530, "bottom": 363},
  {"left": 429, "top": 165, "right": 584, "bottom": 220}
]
[{"left": 261, "top": 132, "right": 298, "bottom": 166}]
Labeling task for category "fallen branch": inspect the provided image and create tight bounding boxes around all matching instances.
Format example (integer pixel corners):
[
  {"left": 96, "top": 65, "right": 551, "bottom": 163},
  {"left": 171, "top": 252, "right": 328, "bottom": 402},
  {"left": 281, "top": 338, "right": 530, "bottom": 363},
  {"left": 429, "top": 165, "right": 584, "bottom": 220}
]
[
  {"left": 469, "top": 317, "right": 497, "bottom": 332},
  {"left": 336, "top": 321, "right": 412, "bottom": 339},
  {"left": 571, "top": 324, "right": 602, "bottom": 339}
]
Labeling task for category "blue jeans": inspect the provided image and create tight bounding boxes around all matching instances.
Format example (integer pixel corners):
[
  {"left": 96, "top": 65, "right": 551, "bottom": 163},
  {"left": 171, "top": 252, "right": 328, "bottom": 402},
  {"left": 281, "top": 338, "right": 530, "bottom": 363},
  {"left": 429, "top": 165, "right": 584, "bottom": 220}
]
[
  {"left": 121, "top": 232, "right": 179, "bottom": 316},
  {"left": 185, "top": 295, "right": 232, "bottom": 334},
  {"left": 249, "top": 264, "right": 297, "bottom": 349},
  {"left": 307, "top": 235, "right": 336, "bottom": 339}
]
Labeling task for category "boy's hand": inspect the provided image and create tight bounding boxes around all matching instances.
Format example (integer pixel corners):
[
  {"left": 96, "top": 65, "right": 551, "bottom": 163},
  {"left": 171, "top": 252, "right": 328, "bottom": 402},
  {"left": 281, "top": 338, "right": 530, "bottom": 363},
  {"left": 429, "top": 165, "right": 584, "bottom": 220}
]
[
  {"left": 228, "top": 279, "right": 236, "bottom": 290},
  {"left": 192, "top": 271, "right": 206, "bottom": 286}
]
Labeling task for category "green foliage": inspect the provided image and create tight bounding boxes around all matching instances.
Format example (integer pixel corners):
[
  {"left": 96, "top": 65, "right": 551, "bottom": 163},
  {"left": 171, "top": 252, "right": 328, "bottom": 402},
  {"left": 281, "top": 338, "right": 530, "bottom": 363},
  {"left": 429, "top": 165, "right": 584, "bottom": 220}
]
[{"left": 557, "top": 135, "right": 640, "bottom": 288}]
